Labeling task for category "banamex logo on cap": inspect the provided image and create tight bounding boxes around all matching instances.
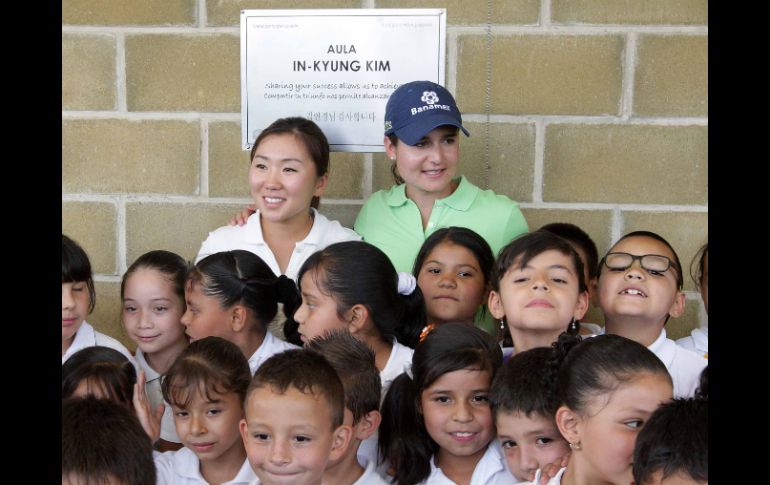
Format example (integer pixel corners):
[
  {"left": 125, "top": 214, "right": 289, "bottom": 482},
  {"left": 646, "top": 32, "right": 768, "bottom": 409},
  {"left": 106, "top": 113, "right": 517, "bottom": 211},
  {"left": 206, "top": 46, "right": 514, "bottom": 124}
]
[{"left": 421, "top": 91, "right": 439, "bottom": 105}]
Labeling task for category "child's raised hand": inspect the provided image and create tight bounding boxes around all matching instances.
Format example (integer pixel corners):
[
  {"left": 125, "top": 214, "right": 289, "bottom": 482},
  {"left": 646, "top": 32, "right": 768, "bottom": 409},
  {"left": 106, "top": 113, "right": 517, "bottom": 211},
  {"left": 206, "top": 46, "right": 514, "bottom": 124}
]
[
  {"left": 133, "top": 369, "right": 164, "bottom": 444},
  {"left": 538, "top": 452, "right": 570, "bottom": 484},
  {"left": 229, "top": 204, "right": 257, "bottom": 226}
]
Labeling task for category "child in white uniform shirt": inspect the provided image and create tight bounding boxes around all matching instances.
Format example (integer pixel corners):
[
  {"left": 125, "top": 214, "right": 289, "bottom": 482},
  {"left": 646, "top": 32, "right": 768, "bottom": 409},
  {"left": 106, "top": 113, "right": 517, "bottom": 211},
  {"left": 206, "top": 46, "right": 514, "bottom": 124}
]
[
  {"left": 521, "top": 333, "right": 673, "bottom": 485},
  {"left": 182, "top": 250, "right": 299, "bottom": 375},
  {"left": 488, "top": 231, "right": 590, "bottom": 356},
  {"left": 293, "top": 241, "right": 425, "bottom": 398},
  {"left": 306, "top": 330, "right": 389, "bottom": 485},
  {"left": 489, "top": 348, "right": 570, "bottom": 482},
  {"left": 199, "top": 116, "right": 360, "bottom": 280},
  {"left": 121, "top": 250, "right": 190, "bottom": 451},
  {"left": 676, "top": 242, "right": 708, "bottom": 359},
  {"left": 240, "top": 349, "right": 353, "bottom": 485},
  {"left": 155, "top": 337, "right": 255, "bottom": 485},
  {"left": 597, "top": 231, "right": 707, "bottom": 397},
  {"left": 379, "top": 323, "right": 515, "bottom": 485},
  {"left": 62, "top": 234, "right": 134, "bottom": 365}
]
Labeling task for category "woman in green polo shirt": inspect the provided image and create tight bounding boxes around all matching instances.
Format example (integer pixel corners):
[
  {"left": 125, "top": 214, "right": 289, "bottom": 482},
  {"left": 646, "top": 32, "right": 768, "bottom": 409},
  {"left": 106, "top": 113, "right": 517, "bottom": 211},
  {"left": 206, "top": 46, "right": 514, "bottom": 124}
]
[
  {"left": 354, "top": 81, "right": 528, "bottom": 273},
  {"left": 354, "top": 80, "right": 528, "bottom": 335}
]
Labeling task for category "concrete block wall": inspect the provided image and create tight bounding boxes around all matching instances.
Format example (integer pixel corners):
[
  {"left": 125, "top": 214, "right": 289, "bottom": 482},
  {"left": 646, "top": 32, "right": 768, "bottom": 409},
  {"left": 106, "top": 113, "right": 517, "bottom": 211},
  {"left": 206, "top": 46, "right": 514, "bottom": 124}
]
[{"left": 63, "top": 0, "right": 708, "bottom": 350}]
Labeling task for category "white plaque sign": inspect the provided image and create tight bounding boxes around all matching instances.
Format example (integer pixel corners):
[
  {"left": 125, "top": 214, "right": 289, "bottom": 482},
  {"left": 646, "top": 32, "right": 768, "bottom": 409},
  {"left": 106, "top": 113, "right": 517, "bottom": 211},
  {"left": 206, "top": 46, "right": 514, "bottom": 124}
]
[{"left": 241, "top": 9, "right": 447, "bottom": 152}]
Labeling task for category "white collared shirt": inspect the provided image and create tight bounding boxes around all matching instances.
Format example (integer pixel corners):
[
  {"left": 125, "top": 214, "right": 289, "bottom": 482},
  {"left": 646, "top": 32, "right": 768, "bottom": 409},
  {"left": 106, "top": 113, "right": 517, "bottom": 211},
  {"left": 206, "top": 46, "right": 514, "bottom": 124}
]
[
  {"left": 155, "top": 447, "right": 255, "bottom": 485},
  {"left": 648, "top": 328, "right": 707, "bottom": 398},
  {"left": 62, "top": 321, "right": 136, "bottom": 367},
  {"left": 195, "top": 208, "right": 361, "bottom": 281},
  {"left": 247, "top": 331, "right": 299, "bottom": 375},
  {"left": 352, "top": 456, "right": 390, "bottom": 485},
  {"left": 676, "top": 327, "right": 708, "bottom": 359},
  {"left": 135, "top": 348, "right": 180, "bottom": 443},
  {"left": 419, "top": 441, "right": 518, "bottom": 484},
  {"left": 379, "top": 339, "right": 414, "bottom": 400}
]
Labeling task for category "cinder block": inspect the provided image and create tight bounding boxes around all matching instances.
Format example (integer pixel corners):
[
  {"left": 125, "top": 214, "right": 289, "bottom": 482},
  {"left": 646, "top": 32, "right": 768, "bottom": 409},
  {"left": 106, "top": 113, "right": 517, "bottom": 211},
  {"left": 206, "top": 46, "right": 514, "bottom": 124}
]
[
  {"left": 634, "top": 35, "right": 708, "bottom": 117},
  {"left": 207, "top": 0, "right": 361, "bottom": 26},
  {"left": 126, "top": 34, "right": 239, "bottom": 112},
  {"left": 209, "top": 122, "right": 253, "bottom": 198},
  {"left": 462, "top": 121, "right": 535, "bottom": 203},
  {"left": 63, "top": 202, "right": 118, "bottom": 275},
  {"left": 552, "top": 0, "right": 707, "bottom": 25},
  {"left": 126, "top": 202, "right": 248, "bottom": 264},
  {"left": 375, "top": 0, "right": 540, "bottom": 25},
  {"left": 458, "top": 35, "right": 623, "bottom": 115},
  {"left": 63, "top": 0, "right": 196, "bottom": 26},
  {"left": 62, "top": 34, "right": 116, "bottom": 110},
  {"left": 63, "top": 119, "right": 200, "bottom": 194},
  {"left": 543, "top": 124, "right": 708, "bottom": 204}
]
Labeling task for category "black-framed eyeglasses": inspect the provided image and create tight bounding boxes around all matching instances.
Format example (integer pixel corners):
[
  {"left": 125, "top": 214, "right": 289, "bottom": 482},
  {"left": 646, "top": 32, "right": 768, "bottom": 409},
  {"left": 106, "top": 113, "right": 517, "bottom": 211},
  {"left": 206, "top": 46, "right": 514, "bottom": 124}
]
[{"left": 601, "top": 252, "right": 677, "bottom": 275}]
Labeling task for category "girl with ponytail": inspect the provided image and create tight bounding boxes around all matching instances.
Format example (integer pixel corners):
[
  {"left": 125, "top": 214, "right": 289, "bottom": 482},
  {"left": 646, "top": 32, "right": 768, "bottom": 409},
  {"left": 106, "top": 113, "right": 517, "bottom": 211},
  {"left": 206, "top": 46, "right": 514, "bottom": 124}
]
[
  {"left": 378, "top": 323, "right": 513, "bottom": 485},
  {"left": 181, "top": 250, "right": 300, "bottom": 375},
  {"left": 522, "top": 332, "right": 674, "bottom": 485},
  {"left": 293, "top": 240, "right": 426, "bottom": 398}
]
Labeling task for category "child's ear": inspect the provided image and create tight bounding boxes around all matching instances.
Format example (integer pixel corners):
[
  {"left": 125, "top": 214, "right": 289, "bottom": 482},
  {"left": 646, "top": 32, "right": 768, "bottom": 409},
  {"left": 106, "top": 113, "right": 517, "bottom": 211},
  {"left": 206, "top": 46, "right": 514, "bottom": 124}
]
[
  {"left": 354, "top": 410, "right": 382, "bottom": 441},
  {"left": 588, "top": 278, "right": 599, "bottom": 306},
  {"left": 488, "top": 290, "right": 505, "bottom": 320},
  {"left": 573, "top": 291, "right": 590, "bottom": 321},
  {"left": 238, "top": 418, "right": 249, "bottom": 444},
  {"left": 313, "top": 173, "right": 329, "bottom": 197},
  {"left": 347, "top": 304, "right": 370, "bottom": 335},
  {"left": 555, "top": 405, "right": 581, "bottom": 446},
  {"left": 668, "top": 292, "right": 686, "bottom": 318},
  {"left": 329, "top": 424, "right": 354, "bottom": 462},
  {"left": 230, "top": 305, "right": 248, "bottom": 333}
]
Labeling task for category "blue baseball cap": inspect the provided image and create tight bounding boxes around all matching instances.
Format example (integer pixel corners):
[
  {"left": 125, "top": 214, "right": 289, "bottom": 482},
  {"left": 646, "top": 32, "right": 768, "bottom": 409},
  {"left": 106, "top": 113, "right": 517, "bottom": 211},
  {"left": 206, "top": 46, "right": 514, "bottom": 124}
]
[{"left": 384, "top": 80, "right": 470, "bottom": 146}]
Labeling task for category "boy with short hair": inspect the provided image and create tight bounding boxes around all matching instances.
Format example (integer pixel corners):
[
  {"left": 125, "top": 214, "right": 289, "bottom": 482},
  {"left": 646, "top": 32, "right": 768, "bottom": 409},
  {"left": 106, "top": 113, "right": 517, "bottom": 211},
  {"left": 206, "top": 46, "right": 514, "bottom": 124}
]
[
  {"left": 489, "top": 347, "right": 570, "bottom": 482},
  {"left": 239, "top": 349, "right": 352, "bottom": 485},
  {"left": 305, "top": 330, "right": 389, "bottom": 485},
  {"left": 632, "top": 397, "right": 708, "bottom": 485},
  {"left": 597, "top": 230, "right": 707, "bottom": 397}
]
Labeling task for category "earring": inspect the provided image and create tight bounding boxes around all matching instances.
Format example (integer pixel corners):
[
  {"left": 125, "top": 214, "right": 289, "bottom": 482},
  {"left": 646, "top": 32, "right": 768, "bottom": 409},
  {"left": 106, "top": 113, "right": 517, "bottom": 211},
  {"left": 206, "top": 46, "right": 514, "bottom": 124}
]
[
  {"left": 568, "top": 317, "right": 579, "bottom": 334},
  {"left": 569, "top": 441, "right": 581, "bottom": 451},
  {"left": 390, "top": 156, "right": 396, "bottom": 161}
]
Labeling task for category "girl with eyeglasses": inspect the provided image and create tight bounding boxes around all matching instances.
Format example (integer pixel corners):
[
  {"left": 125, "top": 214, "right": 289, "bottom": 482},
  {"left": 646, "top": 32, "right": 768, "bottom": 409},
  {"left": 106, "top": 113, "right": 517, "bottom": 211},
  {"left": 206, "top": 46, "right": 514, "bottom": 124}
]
[{"left": 597, "top": 230, "right": 706, "bottom": 398}]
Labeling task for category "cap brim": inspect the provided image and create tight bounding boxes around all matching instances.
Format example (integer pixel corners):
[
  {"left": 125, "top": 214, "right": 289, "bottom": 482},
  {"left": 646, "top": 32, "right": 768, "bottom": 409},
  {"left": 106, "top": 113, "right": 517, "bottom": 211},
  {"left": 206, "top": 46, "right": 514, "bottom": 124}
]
[{"left": 393, "top": 114, "right": 470, "bottom": 146}]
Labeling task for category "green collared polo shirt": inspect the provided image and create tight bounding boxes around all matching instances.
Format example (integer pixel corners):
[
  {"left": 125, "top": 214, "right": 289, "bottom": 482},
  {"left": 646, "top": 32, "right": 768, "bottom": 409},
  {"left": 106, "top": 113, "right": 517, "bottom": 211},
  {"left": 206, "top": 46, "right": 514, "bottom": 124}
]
[{"left": 354, "top": 176, "right": 529, "bottom": 273}]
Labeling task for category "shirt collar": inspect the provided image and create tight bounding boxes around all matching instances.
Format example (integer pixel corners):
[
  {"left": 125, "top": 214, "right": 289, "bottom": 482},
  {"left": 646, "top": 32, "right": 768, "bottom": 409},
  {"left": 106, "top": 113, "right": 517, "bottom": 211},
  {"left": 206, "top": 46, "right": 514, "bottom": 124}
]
[
  {"left": 244, "top": 209, "right": 323, "bottom": 249},
  {"left": 135, "top": 348, "right": 161, "bottom": 382},
  {"left": 63, "top": 321, "right": 97, "bottom": 362},
  {"left": 175, "top": 449, "right": 255, "bottom": 483},
  {"left": 385, "top": 176, "right": 477, "bottom": 211},
  {"left": 647, "top": 328, "right": 675, "bottom": 367}
]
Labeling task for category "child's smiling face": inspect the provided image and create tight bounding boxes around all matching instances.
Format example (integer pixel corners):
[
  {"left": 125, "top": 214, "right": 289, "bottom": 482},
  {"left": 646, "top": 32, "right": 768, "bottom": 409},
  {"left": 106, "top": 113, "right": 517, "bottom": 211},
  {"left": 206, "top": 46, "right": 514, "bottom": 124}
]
[{"left": 598, "top": 236, "right": 684, "bottom": 328}]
